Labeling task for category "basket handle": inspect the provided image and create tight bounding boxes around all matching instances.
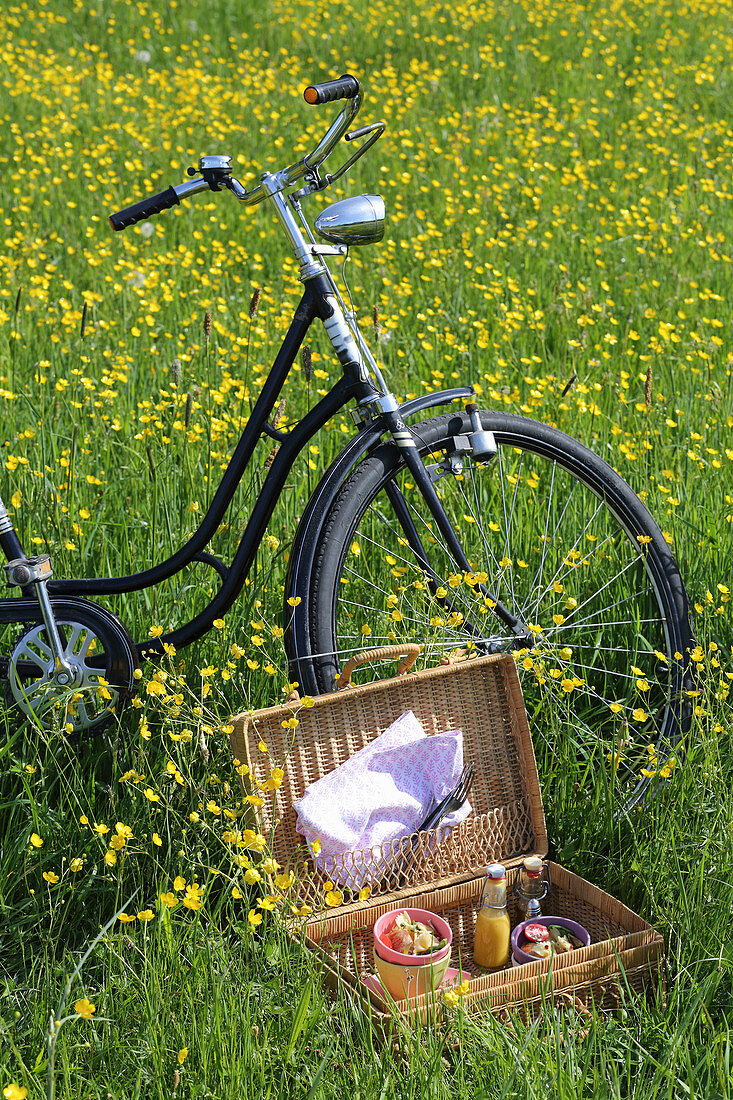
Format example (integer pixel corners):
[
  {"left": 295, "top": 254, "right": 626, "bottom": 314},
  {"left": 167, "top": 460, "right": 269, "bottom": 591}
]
[{"left": 336, "top": 644, "right": 422, "bottom": 689}]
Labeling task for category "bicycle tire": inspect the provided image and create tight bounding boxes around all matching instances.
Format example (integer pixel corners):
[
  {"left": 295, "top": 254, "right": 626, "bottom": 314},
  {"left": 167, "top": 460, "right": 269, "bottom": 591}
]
[
  {"left": 4, "top": 597, "right": 138, "bottom": 736},
  {"left": 294, "top": 410, "right": 693, "bottom": 803}
]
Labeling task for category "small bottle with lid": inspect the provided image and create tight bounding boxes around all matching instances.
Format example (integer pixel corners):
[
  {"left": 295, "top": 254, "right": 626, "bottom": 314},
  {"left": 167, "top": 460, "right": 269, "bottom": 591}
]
[
  {"left": 515, "top": 855, "right": 550, "bottom": 920},
  {"left": 473, "top": 862, "right": 511, "bottom": 969}
]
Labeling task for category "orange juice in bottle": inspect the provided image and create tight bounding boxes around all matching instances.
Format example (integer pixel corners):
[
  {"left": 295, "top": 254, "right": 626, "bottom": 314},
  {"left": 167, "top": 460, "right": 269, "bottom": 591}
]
[{"left": 473, "top": 863, "right": 511, "bottom": 969}]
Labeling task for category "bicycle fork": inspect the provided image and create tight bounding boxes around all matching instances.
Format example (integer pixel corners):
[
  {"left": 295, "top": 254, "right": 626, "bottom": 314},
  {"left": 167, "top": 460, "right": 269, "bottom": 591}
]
[
  {"left": 377, "top": 401, "right": 535, "bottom": 650},
  {"left": 316, "top": 281, "right": 533, "bottom": 650},
  {"left": 0, "top": 494, "right": 78, "bottom": 684}
]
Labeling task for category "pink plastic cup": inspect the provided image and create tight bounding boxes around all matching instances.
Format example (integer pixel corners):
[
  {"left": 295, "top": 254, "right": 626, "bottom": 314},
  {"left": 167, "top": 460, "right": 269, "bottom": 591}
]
[
  {"left": 373, "top": 908, "right": 452, "bottom": 965},
  {"left": 372, "top": 908, "right": 453, "bottom": 1001}
]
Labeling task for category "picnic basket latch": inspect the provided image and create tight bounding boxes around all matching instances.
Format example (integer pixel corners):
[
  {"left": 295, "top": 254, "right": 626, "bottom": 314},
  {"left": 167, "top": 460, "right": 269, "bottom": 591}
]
[{"left": 336, "top": 643, "right": 421, "bottom": 689}]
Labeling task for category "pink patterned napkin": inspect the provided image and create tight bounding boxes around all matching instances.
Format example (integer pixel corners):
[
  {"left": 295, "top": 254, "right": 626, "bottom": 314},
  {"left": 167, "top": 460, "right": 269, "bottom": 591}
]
[{"left": 294, "top": 710, "right": 471, "bottom": 889}]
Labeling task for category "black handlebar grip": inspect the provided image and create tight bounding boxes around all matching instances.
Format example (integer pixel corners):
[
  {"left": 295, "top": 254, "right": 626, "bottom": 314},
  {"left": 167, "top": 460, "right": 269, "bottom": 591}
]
[
  {"left": 303, "top": 74, "right": 359, "bottom": 106},
  {"left": 108, "top": 185, "right": 181, "bottom": 231}
]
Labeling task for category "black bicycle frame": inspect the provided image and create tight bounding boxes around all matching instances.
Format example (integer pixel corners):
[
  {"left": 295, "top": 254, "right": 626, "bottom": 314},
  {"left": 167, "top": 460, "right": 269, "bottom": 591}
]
[
  {"left": 22, "top": 272, "right": 374, "bottom": 656},
  {"left": 0, "top": 270, "right": 524, "bottom": 662}
]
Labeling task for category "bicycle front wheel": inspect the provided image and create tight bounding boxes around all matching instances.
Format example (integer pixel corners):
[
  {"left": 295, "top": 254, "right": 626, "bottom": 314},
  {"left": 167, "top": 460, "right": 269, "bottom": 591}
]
[{"left": 296, "top": 410, "right": 693, "bottom": 795}]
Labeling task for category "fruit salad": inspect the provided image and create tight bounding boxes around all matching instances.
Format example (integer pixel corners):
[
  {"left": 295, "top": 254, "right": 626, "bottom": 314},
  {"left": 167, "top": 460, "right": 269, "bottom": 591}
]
[
  {"left": 520, "top": 923, "right": 585, "bottom": 959},
  {"left": 379, "top": 911, "right": 448, "bottom": 955}
]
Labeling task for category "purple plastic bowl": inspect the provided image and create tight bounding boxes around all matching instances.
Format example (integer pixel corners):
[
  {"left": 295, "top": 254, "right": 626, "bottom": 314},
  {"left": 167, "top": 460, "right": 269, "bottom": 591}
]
[{"left": 511, "top": 916, "right": 590, "bottom": 965}]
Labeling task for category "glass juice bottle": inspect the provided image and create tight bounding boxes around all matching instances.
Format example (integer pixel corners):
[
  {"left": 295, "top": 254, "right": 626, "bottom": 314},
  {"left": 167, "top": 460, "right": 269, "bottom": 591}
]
[{"left": 473, "top": 863, "right": 511, "bottom": 969}]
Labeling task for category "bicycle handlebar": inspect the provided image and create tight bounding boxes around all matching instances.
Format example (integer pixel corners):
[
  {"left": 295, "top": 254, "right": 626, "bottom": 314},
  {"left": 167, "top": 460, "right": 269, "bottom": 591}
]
[
  {"left": 304, "top": 74, "right": 359, "bottom": 105},
  {"left": 108, "top": 74, "right": 363, "bottom": 231},
  {"left": 108, "top": 185, "right": 181, "bottom": 231}
]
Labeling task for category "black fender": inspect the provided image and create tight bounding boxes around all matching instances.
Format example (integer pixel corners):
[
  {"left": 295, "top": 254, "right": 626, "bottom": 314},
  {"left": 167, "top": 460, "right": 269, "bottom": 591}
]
[
  {"left": 283, "top": 387, "right": 474, "bottom": 687},
  {"left": 0, "top": 595, "right": 139, "bottom": 697}
]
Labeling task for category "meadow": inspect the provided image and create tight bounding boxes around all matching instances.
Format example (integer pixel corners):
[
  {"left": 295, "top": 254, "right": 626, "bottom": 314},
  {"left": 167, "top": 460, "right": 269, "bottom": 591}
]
[{"left": 1, "top": 0, "right": 733, "bottom": 1095}]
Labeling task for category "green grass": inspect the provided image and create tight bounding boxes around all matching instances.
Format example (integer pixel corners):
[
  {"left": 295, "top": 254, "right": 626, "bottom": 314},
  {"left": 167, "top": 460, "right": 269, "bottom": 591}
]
[{"left": 1, "top": 0, "right": 733, "bottom": 1095}]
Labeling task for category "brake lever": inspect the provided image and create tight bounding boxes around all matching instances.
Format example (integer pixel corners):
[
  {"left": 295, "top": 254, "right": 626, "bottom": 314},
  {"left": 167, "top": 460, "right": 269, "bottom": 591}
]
[
  {"left": 329, "top": 121, "right": 385, "bottom": 184},
  {"left": 224, "top": 176, "right": 248, "bottom": 200},
  {"left": 293, "top": 122, "right": 386, "bottom": 198}
]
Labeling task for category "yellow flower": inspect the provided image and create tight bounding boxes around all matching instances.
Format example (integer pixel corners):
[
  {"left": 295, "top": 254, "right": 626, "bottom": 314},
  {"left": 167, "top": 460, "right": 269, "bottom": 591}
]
[
  {"left": 74, "top": 998, "right": 96, "bottom": 1019},
  {"left": 358, "top": 886, "right": 371, "bottom": 902},
  {"left": 311, "top": 839, "right": 322, "bottom": 856},
  {"left": 152, "top": 832, "right": 162, "bottom": 847},
  {"left": 160, "top": 892, "right": 179, "bottom": 908},
  {"left": 231, "top": 886, "right": 244, "bottom": 900},
  {"left": 3, "top": 1084, "right": 28, "bottom": 1099},
  {"left": 43, "top": 871, "right": 59, "bottom": 884},
  {"left": 261, "top": 858, "right": 280, "bottom": 875},
  {"left": 177, "top": 1048, "right": 188, "bottom": 1065},
  {"left": 104, "top": 850, "right": 117, "bottom": 866},
  {"left": 29, "top": 833, "right": 43, "bottom": 848},
  {"left": 173, "top": 876, "right": 186, "bottom": 891},
  {"left": 183, "top": 884, "right": 204, "bottom": 910},
  {"left": 242, "top": 831, "right": 267, "bottom": 853},
  {"left": 287, "top": 596, "right": 301, "bottom": 607},
  {"left": 265, "top": 767, "right": 284, "bottom": 791},
  {"left": 248, "top": 909, "right": 263, "bottom": 926},
  {"left": 244, "top": 868, "right": 261, "bottom": 885},
  {"left": 144, "top": 788, "right": 160, "bottom": 802},
  {"left": 118, "top": 912, "right": 137, "bottom": 923},
  {"left": 213, "top": 618, "right": 225, "bottom": 629},
  {"left": 325, "top": 889, "right": 343, "bottom": 907},
  {"left": 258, "top": 895, "right": 278, "bottom": 911},
  {"left": 632, "top": 708, "right": 649, "bottom": 722},
  {"left": 69, "top": 858, "right": 84, "bottom": 873},
  {"left": 273, "top": 873, "right": 294, "bottom": 891}
]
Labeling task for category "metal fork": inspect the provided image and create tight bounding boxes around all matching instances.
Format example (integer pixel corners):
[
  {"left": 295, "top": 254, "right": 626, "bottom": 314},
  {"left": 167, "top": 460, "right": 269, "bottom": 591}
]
[
  {"left": 398, "top": 763, "right": 474, "bottom": 882},
  {"left": 415, "top": 762, "right": 475, "bottom": 835}
]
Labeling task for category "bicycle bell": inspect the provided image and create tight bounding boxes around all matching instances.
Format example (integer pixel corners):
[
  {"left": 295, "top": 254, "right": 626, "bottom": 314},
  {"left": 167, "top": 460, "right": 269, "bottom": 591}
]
[{"left": 314, "top": 194, "right": 385, "bottom": 246}]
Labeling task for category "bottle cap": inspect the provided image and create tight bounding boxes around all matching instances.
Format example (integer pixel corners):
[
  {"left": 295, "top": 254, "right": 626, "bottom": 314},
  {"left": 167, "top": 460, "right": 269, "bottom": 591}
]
[
  {"left": 486, "top": 862, "right": 506, "bottom": 879},
  {"left": 524, "top": 855, "right": 543, "bottom": 876}
]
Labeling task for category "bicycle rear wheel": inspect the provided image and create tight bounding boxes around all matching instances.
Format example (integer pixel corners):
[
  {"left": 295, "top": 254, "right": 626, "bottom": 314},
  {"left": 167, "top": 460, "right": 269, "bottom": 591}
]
[{"left": 293, "top": 410, "right": 693, "bottom": 802}]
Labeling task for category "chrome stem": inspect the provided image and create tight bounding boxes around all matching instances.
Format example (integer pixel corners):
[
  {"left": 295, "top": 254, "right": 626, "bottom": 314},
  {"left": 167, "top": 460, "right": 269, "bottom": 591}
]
[{"left": 34, "top": 580, "right": 76, "bottom": 683}]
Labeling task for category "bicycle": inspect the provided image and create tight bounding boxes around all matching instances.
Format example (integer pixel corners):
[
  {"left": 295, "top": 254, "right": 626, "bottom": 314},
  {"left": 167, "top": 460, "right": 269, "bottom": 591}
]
[{"left": 0, "top": 74, "right": 693, "bottom": 808}]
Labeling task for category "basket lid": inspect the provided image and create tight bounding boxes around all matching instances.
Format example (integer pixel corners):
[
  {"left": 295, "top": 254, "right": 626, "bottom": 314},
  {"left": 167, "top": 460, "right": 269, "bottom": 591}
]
[{"left": 229, "top": 653, "right": 547, "bottom": 915}]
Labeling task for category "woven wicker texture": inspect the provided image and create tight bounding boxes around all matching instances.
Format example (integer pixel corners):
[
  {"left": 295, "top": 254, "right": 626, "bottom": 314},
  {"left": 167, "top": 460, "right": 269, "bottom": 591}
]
[
  {"left": 230, "top": 654, "right": 547, "bottom": 907},
  {"left": 307, "top": 862, "right": 650, "bottom": 980},
  {"left": 306, "top": 862, "right": 663, "bottom": 1023},
  {"left": 230, "top": 654, "right": 663, "bottom": 1024}
]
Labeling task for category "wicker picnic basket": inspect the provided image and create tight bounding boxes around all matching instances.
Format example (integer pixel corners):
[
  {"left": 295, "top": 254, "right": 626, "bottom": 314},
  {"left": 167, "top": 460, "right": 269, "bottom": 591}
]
[{"left": 229, "top": 650, "right": 663, "bottom": 1028}]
